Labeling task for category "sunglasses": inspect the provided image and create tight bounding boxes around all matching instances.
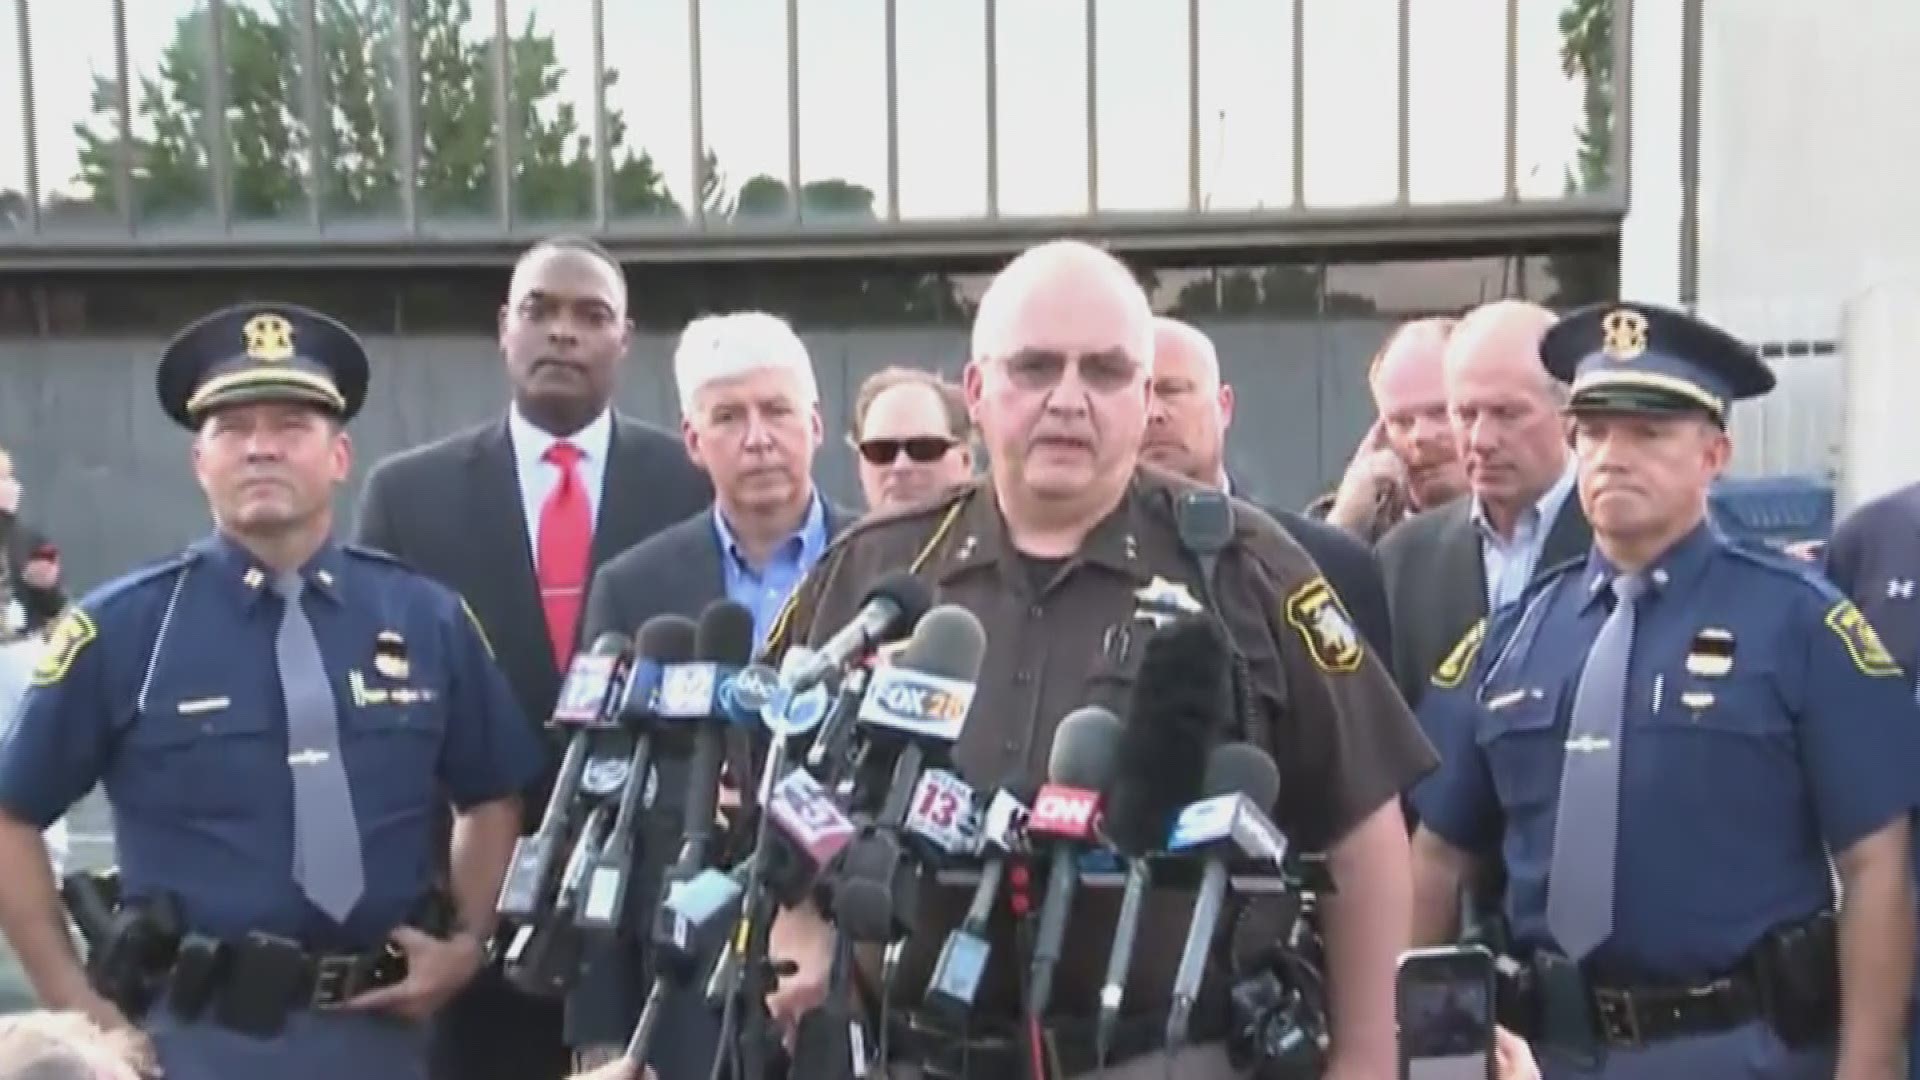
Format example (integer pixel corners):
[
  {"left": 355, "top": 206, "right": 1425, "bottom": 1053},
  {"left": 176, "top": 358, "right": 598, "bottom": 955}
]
[{"left": 857, "top": 437, "right": 956, "bottom": 466}]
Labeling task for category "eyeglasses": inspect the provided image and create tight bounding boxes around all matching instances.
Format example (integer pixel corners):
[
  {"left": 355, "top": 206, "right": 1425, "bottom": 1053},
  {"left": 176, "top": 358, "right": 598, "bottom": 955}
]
[{"left": 857, "top": 437, "right": 956, "bottom": 466}]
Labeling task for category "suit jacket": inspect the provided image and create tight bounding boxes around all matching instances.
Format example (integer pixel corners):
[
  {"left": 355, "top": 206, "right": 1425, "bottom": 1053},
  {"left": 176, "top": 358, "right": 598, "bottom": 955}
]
[
  {"left": 1825, "top": 482, "right": 1920, "bottom": 674},
  {"left": 353, "top": 414, "right": 712, "bottom": 764},
  {"left": 1377, "top": 492, "right": 1590, "bottom": 712},
  {"left": 568, "top": 500, "right": 854, "bottom": 1066}
]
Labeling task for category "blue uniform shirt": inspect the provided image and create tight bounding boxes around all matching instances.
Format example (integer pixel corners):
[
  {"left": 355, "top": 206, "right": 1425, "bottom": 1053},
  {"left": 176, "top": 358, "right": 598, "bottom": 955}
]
[
  {"left": 0, "top": 533, "right": 545, "bottom": 952},
  {"left": 1413, "top": 521, "right": 1920, "bottom": 981}
]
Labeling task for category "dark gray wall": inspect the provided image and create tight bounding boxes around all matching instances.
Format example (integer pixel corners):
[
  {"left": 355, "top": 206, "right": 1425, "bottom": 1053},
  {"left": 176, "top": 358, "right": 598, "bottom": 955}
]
[{"left": 1, "top": 317, "right": 1398, "bottom": 592}]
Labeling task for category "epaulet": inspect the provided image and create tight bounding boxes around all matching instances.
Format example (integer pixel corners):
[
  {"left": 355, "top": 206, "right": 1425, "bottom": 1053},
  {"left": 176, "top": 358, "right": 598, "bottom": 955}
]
[
  {"left": 1722, "top": 538, "right": 1828, "bottom": 585},
  {"left": 342, "top": 543, "right": 410, "bottom": 569},
  {"left": 826, "top": 483, "right": 977, "bottom": 571},
  {"left": 78, "top": 549, "right": 198, "bottom": 613}
]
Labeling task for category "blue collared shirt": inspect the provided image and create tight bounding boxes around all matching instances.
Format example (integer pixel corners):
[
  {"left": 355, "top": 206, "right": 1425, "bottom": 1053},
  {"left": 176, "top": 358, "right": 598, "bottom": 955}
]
[
  {"left": 1475, "top": 459, "right": 1578, "bottom": 612},
  {"left": 712, "top": 494, "right": 830, "bottom": 649}
]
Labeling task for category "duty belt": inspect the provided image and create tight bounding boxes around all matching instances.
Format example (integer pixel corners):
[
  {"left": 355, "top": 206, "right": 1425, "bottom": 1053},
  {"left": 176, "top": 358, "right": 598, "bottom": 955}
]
[
  {"left": 1500, "top": 951, "right": 1764, "bottom": 1050},
  {"left": 164, "top": 929, "right": 410, "bottom": 1037}
]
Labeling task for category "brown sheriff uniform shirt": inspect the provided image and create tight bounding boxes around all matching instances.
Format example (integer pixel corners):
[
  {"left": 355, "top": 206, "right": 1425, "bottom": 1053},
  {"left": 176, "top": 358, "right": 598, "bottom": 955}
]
[{"left": 769, "top": 467, "right": 1436, "bottom": 1021}]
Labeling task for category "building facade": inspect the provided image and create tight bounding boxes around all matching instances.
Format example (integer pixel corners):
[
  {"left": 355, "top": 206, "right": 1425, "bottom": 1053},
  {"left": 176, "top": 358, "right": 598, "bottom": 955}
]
[{"left": 0, "top": 0, "right": 1625, "bottom": 590}]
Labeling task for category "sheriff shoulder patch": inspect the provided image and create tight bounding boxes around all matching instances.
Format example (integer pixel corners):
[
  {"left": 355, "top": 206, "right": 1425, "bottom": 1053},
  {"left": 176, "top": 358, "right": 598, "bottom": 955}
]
[
  {"left": 33, "top": 608, "right": 97, "bottom": 687},
  {"left": 1432, "top": 617, "right": 1487, "bottom": 689},
  {"left": 1824, "top": 599, "right": 1901, "bottom": 678},
  {"left": 1283, "top": 576, "right": 1364, "bottom": 674},
  {"left": 459, "top": 597, "right": 495, "bottom": 661}
]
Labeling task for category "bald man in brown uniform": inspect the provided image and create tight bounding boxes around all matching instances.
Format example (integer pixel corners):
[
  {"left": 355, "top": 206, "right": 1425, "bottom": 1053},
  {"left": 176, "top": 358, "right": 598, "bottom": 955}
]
[{"left": 761, "top": 241, "right": 1436, "bottom": 1079}]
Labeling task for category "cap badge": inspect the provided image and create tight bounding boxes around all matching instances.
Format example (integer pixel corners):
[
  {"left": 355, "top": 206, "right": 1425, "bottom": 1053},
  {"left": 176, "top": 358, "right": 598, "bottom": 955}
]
[
  {"left": 1600, "top": 308, "right": 1649, "bottom": 362},
  {"left": 242, "top": 313, "right": 296, "bottom": 363}
]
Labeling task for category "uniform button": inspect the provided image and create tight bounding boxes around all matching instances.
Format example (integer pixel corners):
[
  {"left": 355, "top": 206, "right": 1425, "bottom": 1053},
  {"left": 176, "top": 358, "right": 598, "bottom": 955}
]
[
  {"left": 1028, "top": 605, "right": 1044, "bottom": 619},
  {"left": 1003, "top": 738, "right": 1019, "bottom": 753},
  {"left": 1013, "top": 670, "right": 1032, "bottom": 685}
]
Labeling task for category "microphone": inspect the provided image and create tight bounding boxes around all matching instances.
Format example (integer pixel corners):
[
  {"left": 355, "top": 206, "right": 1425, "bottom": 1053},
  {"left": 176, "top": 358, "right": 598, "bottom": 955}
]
[
  {"left": 1096, "top": 615, "right": 1230, "bottom": 1062},
  {"left": 924, "top": 783, "right": 1032, "bottom": 1017},
  {"left": 503, "top": 618, "right": 694, "bottom": 996},
  {"left": 758, "top": 765, "right": 860, "bottom": 909},
  {"left": 1026, "top": 706, "right": 1126, "bottom": 1019},
  {"left": 784, "top": 573, "right": 932, "bottom": 694},
  {"left": 1165, "top": 742, "right": 1284, "bottom": 1053},
  {"left": 497, "top": 631, "right": 638, "bottom": 921},
  {"left": 830, "top": 606, "right": 987, "bottom": 945},
  {"left": 671, "top": 600, "right": 759, "bottom": 874}
]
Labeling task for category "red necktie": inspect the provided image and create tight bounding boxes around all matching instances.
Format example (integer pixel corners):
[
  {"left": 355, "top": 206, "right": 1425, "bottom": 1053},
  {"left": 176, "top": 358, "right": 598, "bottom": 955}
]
[{"left": 537, "top": 441, "right": 591, "bottom": 671}]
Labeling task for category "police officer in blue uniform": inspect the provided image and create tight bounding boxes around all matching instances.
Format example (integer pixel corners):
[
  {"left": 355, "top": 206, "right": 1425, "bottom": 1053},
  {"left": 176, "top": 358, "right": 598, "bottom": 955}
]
[
  {"left": 1408, "top": 302, "right": 1919, "bottom": 1079},
  {"left": 0, "top": 303, "right": 547, "bottom": 1080},
  {"left": 1824, "top": 480, "right": 1920, "bottom": 1080}
]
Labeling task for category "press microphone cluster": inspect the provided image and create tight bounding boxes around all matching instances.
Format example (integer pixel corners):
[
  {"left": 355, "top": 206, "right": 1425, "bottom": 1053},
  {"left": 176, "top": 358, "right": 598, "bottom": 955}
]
[{"left": 496, "top": 599, "right": 763, "bottom": 998}]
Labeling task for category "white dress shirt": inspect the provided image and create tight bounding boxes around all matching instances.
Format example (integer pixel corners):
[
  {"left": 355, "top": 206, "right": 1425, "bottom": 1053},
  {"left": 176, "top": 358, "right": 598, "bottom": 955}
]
[
  {"left": 1475, "top": 457, "right": 1578, "bottom": 613},
  {"left": 509, "top": 405, "right": 614, "bottom": 553}
]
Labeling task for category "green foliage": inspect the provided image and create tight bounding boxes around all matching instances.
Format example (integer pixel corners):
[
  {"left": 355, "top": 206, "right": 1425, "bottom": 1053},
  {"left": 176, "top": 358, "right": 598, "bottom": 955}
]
[{"left": 50, "top": 0, "right": 882, "bottom": 229}]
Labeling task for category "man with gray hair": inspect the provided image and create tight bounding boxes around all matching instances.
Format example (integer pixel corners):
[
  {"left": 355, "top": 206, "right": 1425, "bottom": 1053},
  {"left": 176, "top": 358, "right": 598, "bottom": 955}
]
[
  {"left": 762, "top": 239, "right": 1434, "bottom": 1079},
  {"left": 1377, "top": 300, "right": 1591, "bottom": 712},
  {"left": 568, "top": 310, "right": 857, "bottom": 1078}
]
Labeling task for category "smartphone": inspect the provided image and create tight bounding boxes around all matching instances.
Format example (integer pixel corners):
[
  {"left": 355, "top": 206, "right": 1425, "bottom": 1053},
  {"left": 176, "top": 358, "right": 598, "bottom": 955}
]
[{"left": 1397, "top": 945, "right": 1496, "bottom": 1080}]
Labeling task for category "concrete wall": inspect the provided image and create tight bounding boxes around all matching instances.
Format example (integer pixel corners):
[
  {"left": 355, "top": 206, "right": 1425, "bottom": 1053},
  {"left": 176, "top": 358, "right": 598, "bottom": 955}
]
[
  {"left": 1, "top": 317, "right": 1401, "bottom": 592},
  {"left": 1622, "top": 0, "right": 1920, "bottom": 498}
]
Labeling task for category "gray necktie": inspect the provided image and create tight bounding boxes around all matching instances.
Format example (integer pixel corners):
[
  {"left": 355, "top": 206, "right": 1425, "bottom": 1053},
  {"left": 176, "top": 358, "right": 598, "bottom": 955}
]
[
  {"left": 1545, "top": 572, "right": 1645, "bottom": 961},
  {"left": 273, "top": 572, "right": 365, "bottom": 922}
]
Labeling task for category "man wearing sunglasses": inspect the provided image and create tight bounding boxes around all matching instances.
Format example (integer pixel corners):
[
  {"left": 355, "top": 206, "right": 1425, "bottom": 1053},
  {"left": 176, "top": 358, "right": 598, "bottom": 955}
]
[
  {"left": 848, "top": 367, "right": 975, "bottom": 513},
  {"left": 760, "top": 240, "right": 1434, "bottom": 1079}
]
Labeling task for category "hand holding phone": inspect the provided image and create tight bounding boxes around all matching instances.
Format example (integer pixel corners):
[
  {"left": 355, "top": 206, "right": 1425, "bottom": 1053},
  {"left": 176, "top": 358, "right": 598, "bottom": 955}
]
[{"left": 1397, "top": 946, "right": 1496, "bottom": 1080}]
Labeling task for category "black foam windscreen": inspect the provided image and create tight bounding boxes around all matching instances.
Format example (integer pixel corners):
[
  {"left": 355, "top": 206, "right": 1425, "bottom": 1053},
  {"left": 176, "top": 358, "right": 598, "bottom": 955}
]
[
  {"left": 695, "top": 599, "right": 757, "bottom": 665},
  {"left": 896, "top": 604, "right": 987, "bottom": 680},
  {"left": 1106, "top": 616, "right": 1228, "bottom": 855},
  {"left": 1046, "top": 706, "right": 1125, "bottom": 790},
  {"left": 861, "top": 572, "right": 935, "bottom": 642},
  {"left": 635, "top": 613, "right": 698, "bottom": 664},
  {"left": 1202, "top": 742, "right": 1281, "bottom": 810}
]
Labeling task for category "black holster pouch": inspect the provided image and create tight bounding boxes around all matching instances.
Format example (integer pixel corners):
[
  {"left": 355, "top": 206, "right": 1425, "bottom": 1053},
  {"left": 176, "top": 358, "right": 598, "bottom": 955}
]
[
  {"left": 1753, "top": 911, "right": 1839, "bottom": 1047},
  {"left": 60, "top": 871, "right": 183, "bottom": 1021}
]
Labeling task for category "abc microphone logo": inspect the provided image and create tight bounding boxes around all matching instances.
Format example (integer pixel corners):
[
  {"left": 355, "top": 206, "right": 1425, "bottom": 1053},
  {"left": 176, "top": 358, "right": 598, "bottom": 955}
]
[{"left": 1030, "top": 786, "right": 1101, "bottom": 839}]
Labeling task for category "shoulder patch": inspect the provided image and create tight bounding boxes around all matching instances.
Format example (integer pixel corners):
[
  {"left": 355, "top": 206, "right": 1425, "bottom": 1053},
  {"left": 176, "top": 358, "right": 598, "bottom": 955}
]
[
  {"left": 1823, "top": 598, "right": 1902, "bottom": 678},
  {"left": 1283, "top": 575, "right": 1365, "bottom": 674},
  {"left": 459, "top": 596, "right": 495, "bottom": 660},
  {"left": 33, "top": 608, "right": 97, "bottom": 686},
  {"left": 1431, "top": 617, "right": 1488, "bottom": 689}
]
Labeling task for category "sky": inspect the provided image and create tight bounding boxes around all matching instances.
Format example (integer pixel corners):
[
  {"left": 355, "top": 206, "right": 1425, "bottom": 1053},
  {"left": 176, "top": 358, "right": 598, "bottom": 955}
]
[{"left": 0, "top": 0, "right": 1595, "bottom": 220}]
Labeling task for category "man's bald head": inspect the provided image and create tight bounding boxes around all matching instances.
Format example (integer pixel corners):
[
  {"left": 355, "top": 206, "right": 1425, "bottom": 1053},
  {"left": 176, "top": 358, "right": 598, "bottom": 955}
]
[
  {"left": 970, "top": 240, "right": 1154, "bottom": 369},
  {"left": 1443, "top": 299, "right": 1571, "bottom": 521},
  {"left": 1443, "top": 300, "right": 1560, "bottom": 393},
  {"left": 1144, "top": 317, "right": 1234, "bottom": 487},
  {"left": 1152, "top": 318, "right": 1222, "bottom": 390}
]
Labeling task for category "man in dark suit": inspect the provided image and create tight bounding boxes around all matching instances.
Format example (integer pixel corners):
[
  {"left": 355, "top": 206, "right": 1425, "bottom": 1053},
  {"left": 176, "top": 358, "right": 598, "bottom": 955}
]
[
  {"left": 568, "top": 311, "right": 850, "bottom": 1079},
  {"left": 1144, "top": 318, "right": 1390, "bottom": 655},
  {"left": 354, "top": 236, "right": 712, "bottom": 1080},
  {"left": 1377, "top": 300, "right": 1589, "bottom": 714}
]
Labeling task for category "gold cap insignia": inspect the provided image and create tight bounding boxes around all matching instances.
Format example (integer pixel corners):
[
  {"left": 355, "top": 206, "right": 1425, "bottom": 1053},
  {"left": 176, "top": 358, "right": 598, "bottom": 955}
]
[
  {"left": 241, "top": 313, "right": 296, "bottom": 363},
  {"left": 1600, "top": 309, "right": 1649, "bottom": 362}
]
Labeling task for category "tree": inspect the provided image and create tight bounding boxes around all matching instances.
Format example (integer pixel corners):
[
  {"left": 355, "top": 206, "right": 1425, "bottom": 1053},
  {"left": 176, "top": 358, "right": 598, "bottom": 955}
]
[
  {"left": 65, "top": 0, "right": 679, "bottom": 223},
  {"left": 1548, "top": 0, "right": 1617, "bottom": 307}
]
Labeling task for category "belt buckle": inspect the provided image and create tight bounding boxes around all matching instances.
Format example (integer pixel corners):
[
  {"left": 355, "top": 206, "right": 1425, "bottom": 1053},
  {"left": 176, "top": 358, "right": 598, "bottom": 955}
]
[
  {"left": 1592, "top": 987, "right": 1641, "bottom": 1046},
  {"left": 310, "top": 954, "right": 363, "bottom": 1007}
]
